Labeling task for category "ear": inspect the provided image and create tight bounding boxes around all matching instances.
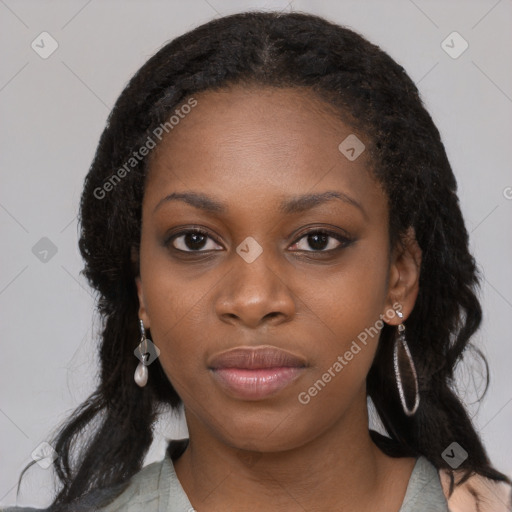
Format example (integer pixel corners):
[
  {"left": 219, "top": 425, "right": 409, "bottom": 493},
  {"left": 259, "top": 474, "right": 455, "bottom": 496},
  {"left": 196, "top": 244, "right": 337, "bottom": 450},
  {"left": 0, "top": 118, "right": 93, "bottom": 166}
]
[
  {"left": 382, "top": 226, "right": 422, "bottom": 325},
  {"left": 132, "top": 246, "right": 150, "bottom": 328}
]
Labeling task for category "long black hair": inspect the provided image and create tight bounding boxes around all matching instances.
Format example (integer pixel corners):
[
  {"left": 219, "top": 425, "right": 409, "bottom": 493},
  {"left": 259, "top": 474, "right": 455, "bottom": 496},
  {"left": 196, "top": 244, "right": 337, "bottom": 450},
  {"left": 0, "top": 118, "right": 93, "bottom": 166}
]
[{"left": 18, "top": 10, "right": 510, "bottom": 507}]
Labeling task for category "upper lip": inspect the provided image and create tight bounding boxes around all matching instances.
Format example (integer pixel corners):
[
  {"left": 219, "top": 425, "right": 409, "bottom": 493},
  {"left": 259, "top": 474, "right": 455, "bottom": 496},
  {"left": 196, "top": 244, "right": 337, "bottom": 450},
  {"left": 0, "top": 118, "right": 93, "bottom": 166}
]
[{"left": 208, "top": 346, "right": 307, "bottom": 370}]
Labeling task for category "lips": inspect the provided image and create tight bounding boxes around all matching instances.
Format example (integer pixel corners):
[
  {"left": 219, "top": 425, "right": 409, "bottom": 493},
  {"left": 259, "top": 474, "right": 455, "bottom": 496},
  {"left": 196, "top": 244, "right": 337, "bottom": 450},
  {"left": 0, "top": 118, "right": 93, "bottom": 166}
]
[
  {"left": 208, "top": 346, "right": 307, "bottom": 400},
  {"left": 208, "top": 346, "right": 307, "bottom": 370}
]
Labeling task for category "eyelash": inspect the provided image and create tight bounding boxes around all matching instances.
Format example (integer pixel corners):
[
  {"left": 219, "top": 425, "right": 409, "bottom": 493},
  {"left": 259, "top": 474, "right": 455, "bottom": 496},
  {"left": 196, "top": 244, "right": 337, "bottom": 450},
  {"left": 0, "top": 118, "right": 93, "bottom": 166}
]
[{"left": 164, "top": 227, "right": 353, "bottom": 255}]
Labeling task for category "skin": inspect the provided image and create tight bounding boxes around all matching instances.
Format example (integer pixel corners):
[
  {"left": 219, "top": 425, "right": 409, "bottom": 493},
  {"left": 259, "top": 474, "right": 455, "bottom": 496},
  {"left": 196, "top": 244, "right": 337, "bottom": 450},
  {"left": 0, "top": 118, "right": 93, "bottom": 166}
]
[{"left": 135, "top": 85, "right": 422, "bottom": 511}]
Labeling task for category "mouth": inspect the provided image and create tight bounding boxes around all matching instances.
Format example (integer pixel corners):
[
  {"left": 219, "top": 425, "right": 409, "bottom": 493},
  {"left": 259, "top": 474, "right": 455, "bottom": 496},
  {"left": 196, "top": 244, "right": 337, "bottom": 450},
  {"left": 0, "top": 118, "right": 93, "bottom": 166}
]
[{"left": 208, "top": 346, "right": 307, "bottom": 400}]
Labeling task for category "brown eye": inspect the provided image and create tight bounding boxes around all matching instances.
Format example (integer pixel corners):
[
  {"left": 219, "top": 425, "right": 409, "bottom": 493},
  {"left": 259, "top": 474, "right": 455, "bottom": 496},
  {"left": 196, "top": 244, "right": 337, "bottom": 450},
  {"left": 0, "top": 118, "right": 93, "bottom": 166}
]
[
  {"left": 167, "top": 229, "right": 223, "bottom": 253},
  {"left": 289, "top": 230, "right": 352, "bottom": 252}
]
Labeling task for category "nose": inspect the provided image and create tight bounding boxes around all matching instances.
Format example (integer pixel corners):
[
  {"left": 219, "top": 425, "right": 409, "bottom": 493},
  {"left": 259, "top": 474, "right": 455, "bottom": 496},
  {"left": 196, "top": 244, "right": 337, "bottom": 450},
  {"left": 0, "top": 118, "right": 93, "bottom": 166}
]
[{"left": 214, "top": 250, "right": 296, "bottom": 329}]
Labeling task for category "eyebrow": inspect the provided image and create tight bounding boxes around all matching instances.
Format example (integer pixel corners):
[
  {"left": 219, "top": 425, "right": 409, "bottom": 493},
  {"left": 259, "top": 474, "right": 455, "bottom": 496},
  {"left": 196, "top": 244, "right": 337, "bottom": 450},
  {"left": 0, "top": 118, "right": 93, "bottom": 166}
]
[{"left": 153, "top": 190, "right": 366, "bottom": 217}]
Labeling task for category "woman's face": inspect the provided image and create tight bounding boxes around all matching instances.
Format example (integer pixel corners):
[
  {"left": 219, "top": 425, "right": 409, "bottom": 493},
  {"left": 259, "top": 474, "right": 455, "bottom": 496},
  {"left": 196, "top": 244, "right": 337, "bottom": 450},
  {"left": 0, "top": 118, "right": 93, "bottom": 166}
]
[{"left": 136, "top": 85, "right": 418, "bottom": 452}]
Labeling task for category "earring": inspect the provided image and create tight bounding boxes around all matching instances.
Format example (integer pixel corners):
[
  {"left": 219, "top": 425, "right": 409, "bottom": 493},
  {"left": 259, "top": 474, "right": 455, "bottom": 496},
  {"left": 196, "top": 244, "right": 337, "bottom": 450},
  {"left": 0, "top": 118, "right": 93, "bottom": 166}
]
[
  {"left": 134, "top": 319, "right": 149, "bottom": 387},
  {"left": 393, "top": 310, "right": 420, "bottom": 416}
]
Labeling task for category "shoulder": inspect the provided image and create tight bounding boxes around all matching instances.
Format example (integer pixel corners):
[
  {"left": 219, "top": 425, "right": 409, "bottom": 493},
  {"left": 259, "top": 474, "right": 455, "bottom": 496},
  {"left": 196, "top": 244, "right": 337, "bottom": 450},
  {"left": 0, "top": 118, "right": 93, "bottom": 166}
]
[
  {"left": 0, "top": 458, "right": 168, "bottom": 512},
  {"left": 439, "top": 469, "right": 512, "bottom": 512},
  {"left": 80, "top": 457, "right": 170, "bottom": 511},
  {"left": 399, "top": 456, "right": 450, "bottom": 511},
  {"left": 1, "top": 440, "right": 190, "bottom": 512}
]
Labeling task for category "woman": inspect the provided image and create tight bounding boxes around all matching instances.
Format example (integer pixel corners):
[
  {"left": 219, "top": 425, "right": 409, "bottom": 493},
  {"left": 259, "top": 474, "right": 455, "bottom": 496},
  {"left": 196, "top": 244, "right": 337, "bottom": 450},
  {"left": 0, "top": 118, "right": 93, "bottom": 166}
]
[{"left": 5, "top": 10, "right": 511, "bottom": 512}]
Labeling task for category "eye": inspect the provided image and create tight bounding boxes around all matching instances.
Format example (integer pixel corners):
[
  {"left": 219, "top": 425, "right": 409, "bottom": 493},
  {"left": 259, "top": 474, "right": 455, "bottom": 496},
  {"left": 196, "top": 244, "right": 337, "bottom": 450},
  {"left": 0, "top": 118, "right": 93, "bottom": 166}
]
[
  {"left": 289, "top": 230, "right": 352, "bottom": 252},
  {"left": 165, "top": 227, "right": 353, "bottom": 254},
  {"left": 167, "top": 228, "right": 223, "bottom": 253}
]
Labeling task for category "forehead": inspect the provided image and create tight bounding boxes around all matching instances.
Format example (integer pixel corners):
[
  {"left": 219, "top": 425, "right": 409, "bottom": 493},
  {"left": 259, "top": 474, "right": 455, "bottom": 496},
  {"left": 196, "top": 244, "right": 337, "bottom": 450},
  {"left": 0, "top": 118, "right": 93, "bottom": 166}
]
[{"left": 144, "top": 85, "right": 384, "bottom": 218}]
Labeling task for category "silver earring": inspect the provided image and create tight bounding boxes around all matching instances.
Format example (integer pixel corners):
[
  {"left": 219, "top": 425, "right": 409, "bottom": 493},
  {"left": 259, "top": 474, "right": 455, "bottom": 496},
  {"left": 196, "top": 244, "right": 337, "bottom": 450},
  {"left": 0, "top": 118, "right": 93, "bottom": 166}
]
[
  {"left": 134, "top": 320, "right": 149, "bottom": 387},
  {"left": 393, "top": 310, "right": 420, "bottom": 416}
]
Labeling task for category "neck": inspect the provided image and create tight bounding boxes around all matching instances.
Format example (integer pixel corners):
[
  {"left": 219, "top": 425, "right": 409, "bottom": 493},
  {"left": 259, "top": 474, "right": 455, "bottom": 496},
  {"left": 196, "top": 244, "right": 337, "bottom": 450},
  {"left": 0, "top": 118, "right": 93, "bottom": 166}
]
[{"left": 173, "top": 394, "right": 406, "bottom": 511}]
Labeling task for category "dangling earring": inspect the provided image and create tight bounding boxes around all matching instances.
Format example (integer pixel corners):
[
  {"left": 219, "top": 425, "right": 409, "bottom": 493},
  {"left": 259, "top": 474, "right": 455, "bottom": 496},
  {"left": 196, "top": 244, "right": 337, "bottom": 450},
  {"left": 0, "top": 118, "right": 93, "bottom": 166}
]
[
  {"left": 394, "top": 310, "right": 420, "bottom": 416},
  {"left": 134, "top": 319, "right": 149, "bottom": 387}
]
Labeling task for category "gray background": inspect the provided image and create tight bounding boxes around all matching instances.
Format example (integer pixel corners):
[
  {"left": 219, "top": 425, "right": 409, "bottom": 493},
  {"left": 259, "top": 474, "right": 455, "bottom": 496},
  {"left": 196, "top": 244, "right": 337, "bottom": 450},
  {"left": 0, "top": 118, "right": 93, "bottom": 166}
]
[{"left": 1, "top": 0, "right": 511, "bottom": 507}]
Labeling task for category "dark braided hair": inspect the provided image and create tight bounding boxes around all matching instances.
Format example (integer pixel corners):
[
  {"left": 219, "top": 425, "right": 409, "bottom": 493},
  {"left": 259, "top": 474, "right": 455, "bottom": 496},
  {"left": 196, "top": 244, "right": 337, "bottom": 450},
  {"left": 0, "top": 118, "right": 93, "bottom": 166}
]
[{"left": 19, "top": 10, "right": 510, "bottom": 507}]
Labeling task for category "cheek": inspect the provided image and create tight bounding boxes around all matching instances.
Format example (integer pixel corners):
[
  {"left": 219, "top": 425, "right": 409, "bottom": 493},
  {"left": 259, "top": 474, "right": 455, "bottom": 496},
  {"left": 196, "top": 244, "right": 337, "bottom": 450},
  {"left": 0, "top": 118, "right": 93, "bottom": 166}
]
[
  {"left": 138, "top": 248, "right": 222, "bottom": 395},
  {"left": 296, "top": 245, "right": 390, "bottom": 391},
  {"left": 139, "top": 231, "right": 215, "bottom": 329},
  {"left": 303, "top": 243, "right": 389, "bottom": 341},
  {"left": 142, "top": 277, "right": 207, "bottom": 369}
]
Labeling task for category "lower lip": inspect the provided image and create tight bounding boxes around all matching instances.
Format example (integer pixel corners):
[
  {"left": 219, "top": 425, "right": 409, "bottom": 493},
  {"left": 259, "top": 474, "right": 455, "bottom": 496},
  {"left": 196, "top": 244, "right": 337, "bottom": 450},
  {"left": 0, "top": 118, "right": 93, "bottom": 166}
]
[{"left": 210, "top": 367, "right": 304, "bottom": 400}]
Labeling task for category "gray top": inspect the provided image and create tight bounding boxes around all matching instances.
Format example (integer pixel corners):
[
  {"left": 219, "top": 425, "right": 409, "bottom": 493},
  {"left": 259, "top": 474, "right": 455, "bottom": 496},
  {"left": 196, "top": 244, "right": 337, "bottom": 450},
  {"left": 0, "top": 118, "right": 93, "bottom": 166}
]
[{"left": 2, "top": 440, "right": 449, "bottom": 511}]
